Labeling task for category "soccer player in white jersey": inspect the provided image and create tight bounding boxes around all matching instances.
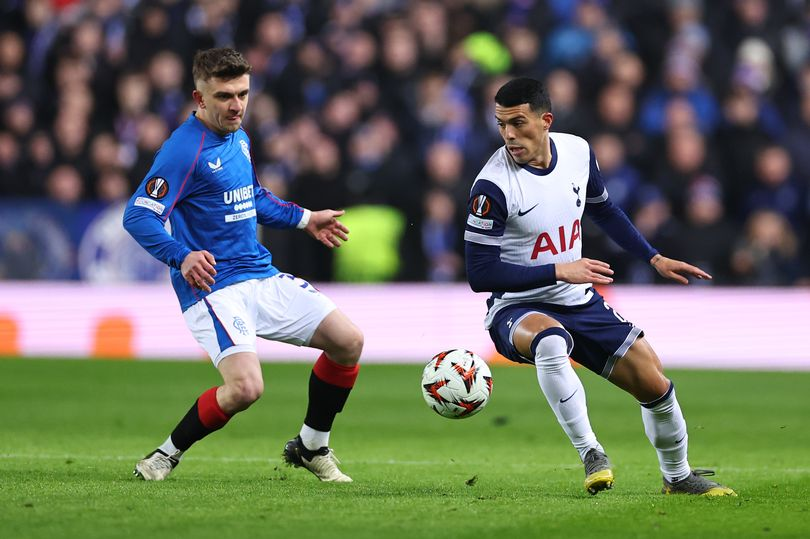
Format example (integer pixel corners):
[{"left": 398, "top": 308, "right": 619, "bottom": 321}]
[
  {"left": 464, "top": 78, "right": 735, "bottom": 496},
  {"left": 123, "top": 48, "right": 361, "bottom": 483}
]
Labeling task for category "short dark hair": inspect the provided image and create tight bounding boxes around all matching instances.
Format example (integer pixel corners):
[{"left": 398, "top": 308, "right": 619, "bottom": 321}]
[
  {"left": 192, "top": 48, "right": 252, "bottom": 86},
  {"left": 494, "top": 77, "right": 551, "bottom": 114}
]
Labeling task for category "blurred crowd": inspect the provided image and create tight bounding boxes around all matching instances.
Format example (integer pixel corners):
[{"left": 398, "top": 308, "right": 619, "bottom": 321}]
[{"left": 0, "top": 0, "right": 809, "bottom": 285}]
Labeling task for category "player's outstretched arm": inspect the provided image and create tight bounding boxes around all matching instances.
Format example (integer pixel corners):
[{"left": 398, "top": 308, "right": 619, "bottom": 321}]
[
  {"left": 650, "top": 254, "right": 712, "bottom": 285},
  {"left": 305, "top": 209, "right": 350, "bottom": 249},
  {"left": 555, "top": 258, "right": 614, "bottom": 285},
  {"left": 181, "top": 250, "right": 217, "bottom": 293}
]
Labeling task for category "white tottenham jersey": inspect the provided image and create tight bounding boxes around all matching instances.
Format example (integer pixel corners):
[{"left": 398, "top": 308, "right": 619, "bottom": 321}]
[{"left": 464, "top": 132, "right": 609, "bottom": 328}]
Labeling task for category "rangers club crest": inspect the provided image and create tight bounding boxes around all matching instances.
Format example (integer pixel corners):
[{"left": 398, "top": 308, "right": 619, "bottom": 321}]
[{"left": 240, "top": 139, "right": 251, "bottom": 163}]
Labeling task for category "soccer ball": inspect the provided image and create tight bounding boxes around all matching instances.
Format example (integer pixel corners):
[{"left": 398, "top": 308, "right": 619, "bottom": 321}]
[{"left": 421, "top": 349, "right": 493, "bottom": 419}]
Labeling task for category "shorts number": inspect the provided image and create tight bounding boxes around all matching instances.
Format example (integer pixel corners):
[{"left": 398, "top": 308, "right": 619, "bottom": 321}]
[
  {"left": 603, "top": 301, "right": 628, "bottom": 323},
  {"left": 278, "top": 272, "right": 317, "bottom": 292}
]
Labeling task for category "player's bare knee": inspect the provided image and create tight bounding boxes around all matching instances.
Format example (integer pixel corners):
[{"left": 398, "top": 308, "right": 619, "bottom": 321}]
[
  {"left": 330, "top": 327, "right": 363, "bottom": 365},
  {"left": 644, "top": 375, "right": 672, "bottom": 402},
  {"left": 228, "top": 377, "right": 264, "bottom": 408},
  {"left": 348, "top": 326, "right": 364, "bottom": 360}
]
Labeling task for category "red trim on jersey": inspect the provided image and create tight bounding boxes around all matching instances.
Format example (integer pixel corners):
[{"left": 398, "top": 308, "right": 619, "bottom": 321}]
[
  {"left": 163, "top": 132, "right": 206, "bottom": 221},
  {"left": 312, "top": 353, "right": 359, "bottom": 389},
  {"left": 261, "top": 190, "right": 300, "bottom": 209},
  {"left": 197, "top": 386, "right": 230, "bottom": 429}
]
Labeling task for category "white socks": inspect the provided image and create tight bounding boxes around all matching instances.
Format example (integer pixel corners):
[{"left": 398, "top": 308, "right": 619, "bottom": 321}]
[
  {"left": 640, "top": 383, "right": 691, "bottom": 482},
  {"left": 300, "top": 424, "right": 330, "bottom": 451},
  {"left": 533, "top": 328, "right": 602, "bottom": 461},
  {"left": 533, "top": 327, "right": 691, "bottom": 480},
  {"left": 159, "top": 436, "right": 183, "bottom": 459}
]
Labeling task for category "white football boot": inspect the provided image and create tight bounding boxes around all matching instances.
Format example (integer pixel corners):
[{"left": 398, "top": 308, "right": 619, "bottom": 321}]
[
  {"left": 283, "top": 436, "right": 352, "bottom": 483},
  {"left": 133, "top": 449, "right": 180, "bottom": 481}
]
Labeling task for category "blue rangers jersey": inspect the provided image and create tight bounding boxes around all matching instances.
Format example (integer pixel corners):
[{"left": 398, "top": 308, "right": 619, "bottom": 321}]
[{"left": 123, "top": 113, "right": 305, "bottom": 311}]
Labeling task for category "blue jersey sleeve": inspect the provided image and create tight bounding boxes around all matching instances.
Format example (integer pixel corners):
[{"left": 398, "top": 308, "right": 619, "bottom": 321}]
[
  {"left": 464, "top": 179, "right": 557, "bottom": 292},
  {"left": 584, "top": 147, "right": 658, "bottom": 261},
  {"left": 253, "top": 177, "right": 305, "bottom": 228},
  {"left": 122, "top": 137, "right": 203, "bottom": 269},
  {"left": 585, "top": 148, "right": 609, "bottom": 203}
]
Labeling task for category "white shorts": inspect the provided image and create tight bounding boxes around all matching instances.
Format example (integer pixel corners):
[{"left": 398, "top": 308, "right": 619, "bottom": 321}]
[{"left": 183, "top": 273, "right": 337, "bottom": 366}]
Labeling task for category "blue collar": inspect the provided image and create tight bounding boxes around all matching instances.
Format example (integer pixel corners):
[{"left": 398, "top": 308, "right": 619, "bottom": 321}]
[{"left": 521, "top": 138, "right": 557, "bottom": 176}]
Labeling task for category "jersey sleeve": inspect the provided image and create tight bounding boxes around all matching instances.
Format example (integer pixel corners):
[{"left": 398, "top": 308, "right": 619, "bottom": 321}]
[
  {"left": 584, "top": 147, "right": 658, "bottom": 261},
  {"left": 464, "top": 179, "right": 556, "bottom": 292},
  {"left": 122, "top": 139, "right": 202, "bottom": 269},
  {"left": 585, "top": 147, "right": 609, "bottom": 204},
  {"left": 253, "top": 177, "right": 305, "bottom": 229},
  {"left": 463, "top": 179, "right": 508, "bottom": 246}
]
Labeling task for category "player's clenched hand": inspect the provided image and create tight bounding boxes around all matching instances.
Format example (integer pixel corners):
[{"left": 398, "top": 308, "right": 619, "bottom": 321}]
[
  {"left": 650, "top": 254, "right": 712, "bottom": 285},
  {"left": 305, "top": 209, "right": 350, "bottom": 248},
  {"left": 181, "top": 250, "right": 217, "bottom": 292},
  {"left": 555, "top": 258, "right": 614, "bottom": 285}
]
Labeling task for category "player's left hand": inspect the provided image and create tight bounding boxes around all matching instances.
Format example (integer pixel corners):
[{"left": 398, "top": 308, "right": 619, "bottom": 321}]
[
  {"left": 650, "top": 254, "right": 712, "bottom": 285},
  {"left": 306, "top": 209, "right": 350, "bottom": 248}
]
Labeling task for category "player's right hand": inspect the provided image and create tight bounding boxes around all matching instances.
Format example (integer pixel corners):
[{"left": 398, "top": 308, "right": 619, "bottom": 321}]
[
  {"left": 181, "top": 250, "right": 217, "bottom": 293},
  {"left": 555, "top": 258, "right": 613, "bottom": 285}
]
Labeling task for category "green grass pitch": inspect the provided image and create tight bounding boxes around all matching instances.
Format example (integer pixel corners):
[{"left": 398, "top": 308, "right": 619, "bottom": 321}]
[{"left": 1, "top": 358, "right": 808, "bottom": 539}]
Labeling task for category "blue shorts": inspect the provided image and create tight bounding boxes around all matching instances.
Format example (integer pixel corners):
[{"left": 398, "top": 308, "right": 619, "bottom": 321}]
[{"left": 488, "top": 289, "right": 642, "bottom": 378}]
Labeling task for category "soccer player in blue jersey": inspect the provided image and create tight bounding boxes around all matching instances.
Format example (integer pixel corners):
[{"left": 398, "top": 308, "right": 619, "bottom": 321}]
[
  {"left": 124, "top": 48, "right": 361, "bottom": 482},
  {"left": 464, "top": 78, "right": 735, "bottom": 496}
]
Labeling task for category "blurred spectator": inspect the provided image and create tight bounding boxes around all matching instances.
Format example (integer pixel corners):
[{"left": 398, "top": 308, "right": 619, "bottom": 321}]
[
  {"left": 3, "top": 98, "right": 35, "bottom": 139},
  {"left": 320, "top": 89, "right": 362, "bottom": 141},
  {"left": 714, "top": 86, "right": 775, "bottom": 209},
  {"left": 679, "top": 176, "right": 738, "bottom": 282},
  {"left": 89, "top": 132, "right": 123, "bottom": 177},
  {"left": 546, "top": 68, "right": 592, "bottom": 135},
  {"left": 131, "top": 113, "right": 169, "bottom": 186},
  {"left": 731, "top": 210, "right": 804, "bottom": 285},
  {"left": 126, "top": 2, "right": 175, "bottom": 67},
  {"left": 0, "top": 31, "right": 25, "bottom": 75},
  {"left": 409, "top": 1, "right": 449, "bottom": 66},
  {"left": 590, "top": 132, "right": 642, "bottom": 213},
  {"left": 345, "top": 113, "right": 415, "bottom": 208},
  {"left": 0, "top": 31, "right": 24, "bottom": 104},
  {"left": 639, "top": 51, "right": 720, "bottom": 135},
  {"left": 114, "top": 71, "right": 151, "bottom": 151},
  {"left": 743, "top": 144, "right": 806, "bottom": 232},
  {"left": 544, "top": 0, "right": 608, "bottom": 72},
  {"left": 502, "top": 24, "right": 542, "bottom": 77},
  {"left": 707, "top": 0, "right": 785, "bottom": 95},
  {"left": 422, "top": 188, "right": 461, "bottom": 282},
  {"left": 22, "top": 131, "right": 55, "bottom": 195},
  {"left": 625, "top": 186, "right": 685, "bottom": 284},
  {"left": 784, "top": 90, "right": 810, "bottom": 185},
  {"left": 147, "top": 51, "right": 187, "bottom": 129},
  {"left": 46, "top": 164, "right": 83, "bottom": 206},
  {"left": 288, "top": 134, "right": 346, "bottom": 282},
  {"left": 0, "top": 131, "right": 21, "bottom": 195},
  {"left": 606, "top": 50, "right": 646, "bottom": 90},
  {"left": 654, "top": 126, "right": 721, "bottom": 216},
  {"left": 593, "top": 82, "right": 647, "bottom": 163},
  {"left": 273, "top": 38, "right": 336, "bottom": 121},
  {"left": 95, "top": 167, "right": 129, "bottom": 205}
]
